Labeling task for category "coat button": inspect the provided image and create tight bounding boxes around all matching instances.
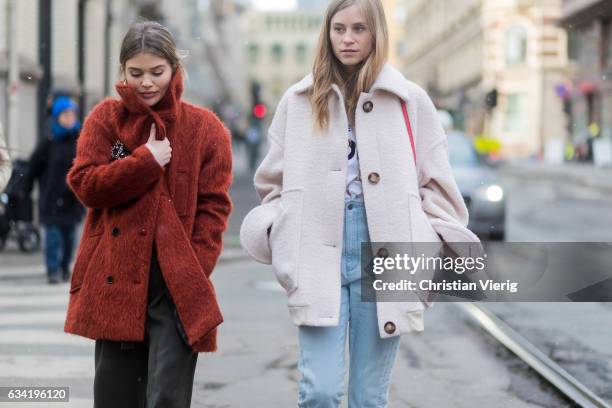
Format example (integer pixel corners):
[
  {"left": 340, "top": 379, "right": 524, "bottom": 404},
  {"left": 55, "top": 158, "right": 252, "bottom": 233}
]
[
  {"left": 377, "top": 247, "right": 389, "bottom": 258},
  {"left": 139, "top": 228, "right": 147, "bottom": 236},
  {"left": 106, "top": 276, "right": 114, "bottom": 284},
  {"left": 363, "top": 101, "right": 374, "bottom": 113},
  {"left": 384, "top": 321, "right": 396, "bottom": 334},
  {"left": 368, "top": 172, "right": 380, "bottom": 184},
  {"left": 111, "top": 227, "right": 120, "bottom": 237}
]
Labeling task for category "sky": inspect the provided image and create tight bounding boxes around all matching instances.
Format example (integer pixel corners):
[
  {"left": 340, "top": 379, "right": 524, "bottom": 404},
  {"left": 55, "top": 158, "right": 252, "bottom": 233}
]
[{"left": 252, "top": 0, "right": 297, "bottom": 11}]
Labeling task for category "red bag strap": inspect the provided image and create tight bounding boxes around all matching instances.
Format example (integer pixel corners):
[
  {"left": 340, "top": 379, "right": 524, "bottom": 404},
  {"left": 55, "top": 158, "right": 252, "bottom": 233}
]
[{"left": 400, "top": 99, "right": 416, "bottom": 166}]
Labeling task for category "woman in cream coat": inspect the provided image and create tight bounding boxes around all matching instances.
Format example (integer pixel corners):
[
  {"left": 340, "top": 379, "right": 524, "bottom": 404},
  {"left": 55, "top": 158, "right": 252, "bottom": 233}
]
[{"left": 241, "top": 0, "right": 481, "bottom": 406}]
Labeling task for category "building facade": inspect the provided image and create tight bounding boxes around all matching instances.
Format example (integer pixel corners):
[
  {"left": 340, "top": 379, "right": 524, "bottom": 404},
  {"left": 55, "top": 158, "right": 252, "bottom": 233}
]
[
  {"left": 400, "top": 0, "right": 568, "bottom": 159},
  {"left": 245, "top": 10, "right": 324, "bottom": 108},
  {"left": 560, "top": 0, "right": 612, "bottom": 163},
  {"left": 0, "top": 0, "right": 142, "bottom": 158},
  {"left": 0, "top": 0, "right": 243, "bottom": 158}
]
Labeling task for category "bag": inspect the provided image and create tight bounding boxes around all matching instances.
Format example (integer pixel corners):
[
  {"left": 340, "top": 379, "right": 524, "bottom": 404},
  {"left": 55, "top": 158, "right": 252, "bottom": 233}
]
[{"left": 400, "top": 99, "right": 416, "bottom": 166}]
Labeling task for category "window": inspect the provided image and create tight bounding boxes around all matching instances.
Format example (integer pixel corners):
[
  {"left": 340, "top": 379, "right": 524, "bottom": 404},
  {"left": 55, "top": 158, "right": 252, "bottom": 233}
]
[
  {"left": 505, "top": 26, "right": 527, "bottom": 66},
  {"left": 271, "top": 43, "right": 284, "bottom": 63},
  {"left": 248, "top": 44, "right": 259, "bottom": 64},
  {"left": 568, "top": 29, "right": 580, "bottom": 62},
  {"left": 296, "top": 43, "right": 307, "bottom": 64}
]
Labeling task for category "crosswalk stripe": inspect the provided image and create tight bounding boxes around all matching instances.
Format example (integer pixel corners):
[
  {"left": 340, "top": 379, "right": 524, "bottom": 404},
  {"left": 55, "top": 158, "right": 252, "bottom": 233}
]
[
  {"left": 0, "top": 279, "right": 96, "bottom": 407},
  {"left": 0, "top": 312, "right": 68, "bottom": 326},
  {"left": 0, "top": 283, "right": 71, "bottom": 296},
  {"left": 0, "top": 294, "right": 68, "bottom": 307},
  {"left": 0, "top": 355, "right": 93, "bottom": 379},
  {"left": 0, "top": 330, "right": 92, "bottom": 347}
]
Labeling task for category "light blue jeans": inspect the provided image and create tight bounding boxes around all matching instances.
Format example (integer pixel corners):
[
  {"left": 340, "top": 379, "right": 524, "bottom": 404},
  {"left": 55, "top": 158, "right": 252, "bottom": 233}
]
[{"left": 297, "top": 200, "right": 401, "bottom": 407}]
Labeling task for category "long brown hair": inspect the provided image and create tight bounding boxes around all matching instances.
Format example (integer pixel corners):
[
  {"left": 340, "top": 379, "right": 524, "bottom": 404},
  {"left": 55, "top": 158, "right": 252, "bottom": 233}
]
[{"left": 310, "top": 0, "right": 389, "bottom": 129}]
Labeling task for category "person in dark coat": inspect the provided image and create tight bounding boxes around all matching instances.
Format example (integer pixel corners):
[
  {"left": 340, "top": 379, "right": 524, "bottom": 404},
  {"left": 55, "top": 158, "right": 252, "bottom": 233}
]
[{"left": 22, "top": 96, "right": 85, "bottom": 284}]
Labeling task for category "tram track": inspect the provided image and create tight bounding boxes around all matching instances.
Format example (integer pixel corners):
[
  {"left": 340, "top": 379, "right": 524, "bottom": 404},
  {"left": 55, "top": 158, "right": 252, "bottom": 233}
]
[{"left": 456, "top": 302, "right": 611, "bottom": 408}]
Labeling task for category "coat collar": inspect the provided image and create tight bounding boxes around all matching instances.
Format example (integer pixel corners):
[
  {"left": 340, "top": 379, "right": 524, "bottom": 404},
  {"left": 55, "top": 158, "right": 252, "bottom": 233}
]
[
  {"left": 115, "top": 70, "right": 184, "bottom": 139},
  {"left": 292, "top": 63, "right": 413, "bottom": 103}
]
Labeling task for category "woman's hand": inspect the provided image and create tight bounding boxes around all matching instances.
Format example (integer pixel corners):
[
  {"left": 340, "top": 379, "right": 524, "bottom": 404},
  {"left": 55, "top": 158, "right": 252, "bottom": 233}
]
[{"left": 145, "top": 124, "right": 172, "bottom": 167}]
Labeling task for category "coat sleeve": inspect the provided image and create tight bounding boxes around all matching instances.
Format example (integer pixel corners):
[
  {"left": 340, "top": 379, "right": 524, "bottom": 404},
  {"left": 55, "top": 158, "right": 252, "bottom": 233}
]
[
  {"left": 0, "top": 127, "right": 12, "bottom": 193},
  {"left": 416, "top": 91, "right": 483, "bottom": 259},
  {"left": 67, "top": 106, "right": 164, "bottom": 209},
  {"left": 239, "top": 94, "right": 288, "bottom": 265},
  {"left": 190, "top": 117, "right": 233, "bottom": 278}
]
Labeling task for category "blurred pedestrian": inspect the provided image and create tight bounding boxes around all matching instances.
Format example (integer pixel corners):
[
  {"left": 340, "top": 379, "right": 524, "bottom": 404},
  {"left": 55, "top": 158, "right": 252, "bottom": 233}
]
[
  {"left": 64, "top": 21, "right": 232, "bottom": 408},
  {"left": 240, "top": 0, "right": 480, "bottom": 406},
  {"left": 0, "top": 121, "right": 12, "bottom": 193},
  {"left": 21, "top": 96, "right": 84, "bottom": 284}
]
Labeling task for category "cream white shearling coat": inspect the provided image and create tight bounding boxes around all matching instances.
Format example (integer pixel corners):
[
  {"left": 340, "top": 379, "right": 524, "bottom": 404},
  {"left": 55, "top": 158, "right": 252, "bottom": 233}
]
[{"left": 240, "top": 64, "right": 482, "bottom": 339}]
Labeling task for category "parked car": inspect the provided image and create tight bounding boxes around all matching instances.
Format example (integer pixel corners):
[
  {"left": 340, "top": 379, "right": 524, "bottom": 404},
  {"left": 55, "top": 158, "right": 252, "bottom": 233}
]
[{"left": 447, "top": 130, "right": 506, "bottom": 240}]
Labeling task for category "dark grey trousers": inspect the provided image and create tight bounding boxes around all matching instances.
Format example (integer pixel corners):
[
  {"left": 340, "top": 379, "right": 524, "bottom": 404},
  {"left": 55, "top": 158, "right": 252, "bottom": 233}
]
[{"left": 93, "top": 246, "right": 197, "bottom": 408}]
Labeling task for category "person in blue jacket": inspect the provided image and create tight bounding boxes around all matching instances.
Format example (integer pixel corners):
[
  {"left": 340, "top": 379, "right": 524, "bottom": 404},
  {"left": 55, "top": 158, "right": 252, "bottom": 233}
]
[{"left": 22, "top": 96, "right": 85, "bottom": 284}]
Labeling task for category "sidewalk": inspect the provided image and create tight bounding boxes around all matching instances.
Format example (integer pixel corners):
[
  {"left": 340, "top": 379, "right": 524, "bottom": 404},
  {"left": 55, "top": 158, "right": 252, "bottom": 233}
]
[{"left": 498, "top": 161, "right": 612, "bottom": 193}]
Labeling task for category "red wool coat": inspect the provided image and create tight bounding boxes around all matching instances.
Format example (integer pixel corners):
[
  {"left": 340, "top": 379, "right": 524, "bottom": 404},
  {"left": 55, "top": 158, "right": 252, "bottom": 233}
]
[{"left": 64, "top": 71, "right": 232, "bottom": 352}]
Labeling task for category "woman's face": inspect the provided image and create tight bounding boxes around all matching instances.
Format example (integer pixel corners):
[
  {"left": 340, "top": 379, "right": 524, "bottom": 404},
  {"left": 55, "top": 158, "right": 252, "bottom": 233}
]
[
  {"left": 124, "top": 52, "right": 173, "bottom": 107},
  {"left": 329, "top": 5, "right": 373, "bottom": 73}
]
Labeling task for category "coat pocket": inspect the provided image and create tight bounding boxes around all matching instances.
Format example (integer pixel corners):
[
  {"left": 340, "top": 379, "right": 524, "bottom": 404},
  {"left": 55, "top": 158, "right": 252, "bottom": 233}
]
[
  {"left": 69, "top": 233, "right": 103, "bottom": 293},
  {"left": 269, "top": 188, "right": 304, "bottom": 293},
  {"left": 408, "top": 194, "right": 440, "bottom": 243}
]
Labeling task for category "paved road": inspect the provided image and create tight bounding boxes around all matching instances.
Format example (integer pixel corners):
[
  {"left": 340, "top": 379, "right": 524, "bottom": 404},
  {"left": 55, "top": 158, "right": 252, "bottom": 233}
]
[
  {"left": 0, "top": 258, "right": 571, "bottom": 407},
  {"left": 487, "top": 173, "right": 612, "bottom": 405}
]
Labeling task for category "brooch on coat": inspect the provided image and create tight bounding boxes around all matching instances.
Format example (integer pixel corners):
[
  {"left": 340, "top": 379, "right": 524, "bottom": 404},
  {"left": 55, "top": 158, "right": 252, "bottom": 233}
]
[{"left": 110, "top": 140, "right": 131, "bottom": 160}]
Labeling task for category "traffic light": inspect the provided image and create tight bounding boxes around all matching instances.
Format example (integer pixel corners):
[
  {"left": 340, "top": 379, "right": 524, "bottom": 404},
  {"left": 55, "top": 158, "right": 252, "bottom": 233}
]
[
  {"left": 252, "top": 103, "right": 266, "bottom": 119},
  {"left": 250, "top": 81, "right": 266, "bottom": 124},
  {"left": 485, "top": 89, "right": 498, "bottom": 109}
]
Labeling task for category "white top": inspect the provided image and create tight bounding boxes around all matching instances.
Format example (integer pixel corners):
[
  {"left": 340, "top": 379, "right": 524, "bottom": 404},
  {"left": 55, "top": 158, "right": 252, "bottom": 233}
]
[{"left": 345, "top": 125, "right": 363, "bottom": 201}]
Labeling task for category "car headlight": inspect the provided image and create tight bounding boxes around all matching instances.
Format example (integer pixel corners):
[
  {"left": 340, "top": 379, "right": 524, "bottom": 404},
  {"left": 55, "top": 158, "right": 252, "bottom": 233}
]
[{"left": 483, "top": 184, "right": 504, "bottom": 202}]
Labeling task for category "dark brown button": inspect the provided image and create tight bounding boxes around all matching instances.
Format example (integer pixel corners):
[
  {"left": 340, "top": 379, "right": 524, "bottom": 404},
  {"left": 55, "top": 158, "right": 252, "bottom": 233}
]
[
  {"left": 106, "top": 276, "right": 114, "bottom": 284},
  {"left": 347, "top": 204, "right": 354, "bottom": 210},
  {"left": 363, "top": 101, "right": 374, "bottom": 113},
  {"left": 384, "top": 321, "right": 396, "bottom": 334},
  {"left": 139, "top": 228, "right": 147, "bottom": 236},
  {"left": 111, "top": 227, "right": 120, "bottom": 237},
  {"left": 368, "top": 172, "right": 380, "bottom": 184},
  {"left": 377, "top": 247, "right": 389, "bottom": 258}
]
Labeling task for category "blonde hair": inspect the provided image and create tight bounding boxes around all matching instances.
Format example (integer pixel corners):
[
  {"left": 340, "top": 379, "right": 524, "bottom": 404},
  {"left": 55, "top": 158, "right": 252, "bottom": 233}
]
[{"left": 310, "top": 0, "right": 389, "bottom": 129}]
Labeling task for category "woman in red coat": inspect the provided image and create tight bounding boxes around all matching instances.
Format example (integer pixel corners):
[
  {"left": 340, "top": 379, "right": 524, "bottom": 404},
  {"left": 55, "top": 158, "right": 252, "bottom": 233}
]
[{"left": 64, "top": 21, "right": 232, "bottom": 407}]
